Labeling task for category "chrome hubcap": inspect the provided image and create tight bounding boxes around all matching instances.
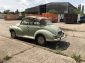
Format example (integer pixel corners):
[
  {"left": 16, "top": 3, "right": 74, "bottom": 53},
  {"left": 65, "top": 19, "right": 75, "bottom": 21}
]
[{"left": 38, "top": 36, "right": 45, "bottom": 45}]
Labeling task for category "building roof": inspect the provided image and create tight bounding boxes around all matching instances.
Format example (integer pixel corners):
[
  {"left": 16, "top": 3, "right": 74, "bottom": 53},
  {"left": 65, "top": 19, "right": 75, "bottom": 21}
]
[{"left": 26, "top": 2, "right": 70, "bottom": 10}]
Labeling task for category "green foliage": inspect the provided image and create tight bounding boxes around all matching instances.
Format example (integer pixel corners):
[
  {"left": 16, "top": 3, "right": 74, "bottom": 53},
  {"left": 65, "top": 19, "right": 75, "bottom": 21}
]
[
  {"left": 21, "top": 10, "right": 29, "bottom": 17},
  {"left": 10, "top": 12, "right": 15, "bottom": 14},
  {"left": 81, "top": 5, "right": 84, "bottom": 13},
  {"left": 3, "top": 10, "right": 15, "bottom": 14},
  {"left": 55, "top": 50, "right": 67, "bottom": 56},
  {"left": 0, "top": 12, "right": 2, "bottom": 14},
  {"left": 73, "top": 9, "right": 84, "bottom": 15},
  {"left": 48, "top": 9, "right": 57, "bottom": 14},
  {"left": 71, "top": 54, "right": 82, "bottom": 63},
  {"left": 15, "top": 9, "right": 19, "bottom": 14},
  {"left": 4, "top": 55, "right": 12, "bottom": 60},
  {"left": 78, "top": 4, "right": 81, "bottom": 11},
  {"left": 3, "top": 10, "right": 10, "bottom": 14},
  {"left": 77, "top": 4, "right": 84, "bottom": 14},
  {"left": 55, "top": 46, "right": 67, "bottom": 56},
  {"left": 21, "top": 11, "right": 25, "bottom": 17}
]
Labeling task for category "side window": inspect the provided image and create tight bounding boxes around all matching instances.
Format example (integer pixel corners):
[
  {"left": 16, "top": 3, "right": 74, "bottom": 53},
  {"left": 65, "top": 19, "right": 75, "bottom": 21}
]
[
  {"left": 40, "top": 19, "right": 46, "bottom": 25},
  {"left": 34, "top": 21, "right": 40, "bottom": 25},
  {"left": 29, "top": 19, "right": 34, "bottom": 25},
  {"left": 29, "top": 18, "right": 40, "bottom": 25},
  {"left": 21, "top": 18, "right": 29, "bottom": 25}
]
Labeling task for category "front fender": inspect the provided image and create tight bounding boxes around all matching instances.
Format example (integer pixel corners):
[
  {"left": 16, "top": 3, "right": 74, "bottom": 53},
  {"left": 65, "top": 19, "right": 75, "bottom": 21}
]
[
  {"left": 9, "top": 26, "right": 23, "bottom": 35},
  {"left": 34, "top": 29, "right": 54, "bottom": 40}
]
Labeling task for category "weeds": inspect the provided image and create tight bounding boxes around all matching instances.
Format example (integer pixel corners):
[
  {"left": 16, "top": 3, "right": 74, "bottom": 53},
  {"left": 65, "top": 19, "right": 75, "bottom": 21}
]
[
  {"left": 55, "top": 50, "right": 67, "bottom": 56},
  {"left": 71, "top": 54, "right": 82, "bottom": 63},
  {"left": 3, "top": 55, "right": 12, "bottom": 60}
]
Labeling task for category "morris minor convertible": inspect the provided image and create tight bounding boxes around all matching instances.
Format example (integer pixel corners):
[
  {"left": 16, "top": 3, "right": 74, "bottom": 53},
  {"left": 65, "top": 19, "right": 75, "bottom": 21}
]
[{"left": 9, "top": 16, "right": 65, "bottom": 45}]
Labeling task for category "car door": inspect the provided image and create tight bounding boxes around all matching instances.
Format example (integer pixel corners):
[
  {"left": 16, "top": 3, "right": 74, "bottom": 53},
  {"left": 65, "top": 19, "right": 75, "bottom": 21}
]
[
  {"left": 29, "top": 18, "right": 41, "bottom": 37},
  {"left": 19, "top": 18, "right": 30, "bottom": 36}
]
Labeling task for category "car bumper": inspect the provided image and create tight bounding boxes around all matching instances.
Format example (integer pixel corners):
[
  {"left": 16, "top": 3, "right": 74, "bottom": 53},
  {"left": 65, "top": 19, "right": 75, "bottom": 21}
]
[{"left": 46, "top": 34, "right": 66, "bottom": 42}]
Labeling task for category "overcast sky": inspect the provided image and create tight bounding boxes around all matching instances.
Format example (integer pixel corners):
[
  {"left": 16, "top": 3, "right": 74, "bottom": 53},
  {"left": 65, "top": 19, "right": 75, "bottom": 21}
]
[{"left": 0, "top": 0, "right": 85, "bottom": 13}]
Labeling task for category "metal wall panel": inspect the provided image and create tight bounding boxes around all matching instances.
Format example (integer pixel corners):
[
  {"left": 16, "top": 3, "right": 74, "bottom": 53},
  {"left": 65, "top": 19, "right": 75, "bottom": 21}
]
[
  {"left": 68, "top": 3, "right": 77, "bottom": 13},
  {"left": 26, "top": 2, "right": 76, "bottom": 14},
  {"left": 46, "top": 2, "right": 68, "bottom": 14}
]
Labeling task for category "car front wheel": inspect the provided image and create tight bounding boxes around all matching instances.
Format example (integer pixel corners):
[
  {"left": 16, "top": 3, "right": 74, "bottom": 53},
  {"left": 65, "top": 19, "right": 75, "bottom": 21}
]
[
  {"left": 36, "top": 35, "right": 46, "bottom": 46},
  {"left": 11, "top": 31, "right": 16, "bottom": 38}
]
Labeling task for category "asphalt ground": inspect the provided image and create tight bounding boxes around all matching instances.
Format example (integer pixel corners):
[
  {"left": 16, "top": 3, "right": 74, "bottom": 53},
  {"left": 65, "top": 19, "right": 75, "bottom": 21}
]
[{"left": 0, "top": 19, "right": 85, "bottom": 63}]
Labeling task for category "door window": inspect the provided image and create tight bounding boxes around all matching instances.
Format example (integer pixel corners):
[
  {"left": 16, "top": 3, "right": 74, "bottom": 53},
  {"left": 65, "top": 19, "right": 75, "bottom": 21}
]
[
  {"left": 21, "top": 18, "right": 29, "bottom": 25},
  {"left": 29, "top": 18, "right": 40, "bottom": 26}
]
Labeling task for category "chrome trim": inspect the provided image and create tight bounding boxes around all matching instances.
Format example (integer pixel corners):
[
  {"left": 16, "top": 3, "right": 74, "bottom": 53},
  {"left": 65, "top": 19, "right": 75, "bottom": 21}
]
[
  {"left": 17, "top": 35, "right": 34, "bottom": 39},
  {"left": 46, "top": 34, "right": 66, "bottom": 42}
]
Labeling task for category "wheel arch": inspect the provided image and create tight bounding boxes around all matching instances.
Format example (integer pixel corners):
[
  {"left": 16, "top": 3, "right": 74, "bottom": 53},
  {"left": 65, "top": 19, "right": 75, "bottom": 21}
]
[
  {"left": 35, "top": 34, "right": 46, "bottom": 40},
  {"left": 10, "top": 29, "right": 15, "bottom": 32},
  {"left": 34, "top": 30, "right": 54, "bottom": 40}
]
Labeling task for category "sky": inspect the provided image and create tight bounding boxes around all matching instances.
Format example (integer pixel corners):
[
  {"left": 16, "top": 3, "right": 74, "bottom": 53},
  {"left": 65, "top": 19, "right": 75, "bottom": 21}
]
[{"left": 0, "top": 0, "right": 85, "bottom": 13}]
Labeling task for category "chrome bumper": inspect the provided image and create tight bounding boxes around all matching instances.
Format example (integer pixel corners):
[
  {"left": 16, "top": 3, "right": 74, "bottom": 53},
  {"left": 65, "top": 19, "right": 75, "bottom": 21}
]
[{"left": 46, "top": 34, "right": 66, "bottom": 42}]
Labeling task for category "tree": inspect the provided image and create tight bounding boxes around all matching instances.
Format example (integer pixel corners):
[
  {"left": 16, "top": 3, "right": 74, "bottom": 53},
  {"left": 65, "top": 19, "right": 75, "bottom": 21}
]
[
  {"left": 3, "top": 10, "right": 10, "bottom": 14},
  {"left": 21, "top": 11, "right": 25, "bottom": 17},
  {"left": 78, "top": 4, "right": 81, "bottom": 11},
  {"left": 10, "top": 12, "right": 15, "bottom": 14},
  {"left": 20, "top": 10, "right": 29, "bottom": 17},
  {"left": 73, "top": 9, "right": 84, "bottom": 15},
  {"left": 0, "top": 11, "right": 2, "bottom": 14},
  {"left": 48, "top": 9, "right": 57, "bottom": 14},
  {"left": 81, "top": 5, "right": 84, "bottom": 13},
  {"left": 15, "top": 9, "right": 19, "bottom": 14}
]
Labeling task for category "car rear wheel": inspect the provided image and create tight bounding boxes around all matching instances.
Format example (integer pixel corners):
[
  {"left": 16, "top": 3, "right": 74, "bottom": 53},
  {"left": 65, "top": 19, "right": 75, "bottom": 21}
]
[
  {"left": 36, "top": 35, "right": 46, "bottom": 46},
  {"left": 11, "top": 31, "right": 16, "bottom": 38}
]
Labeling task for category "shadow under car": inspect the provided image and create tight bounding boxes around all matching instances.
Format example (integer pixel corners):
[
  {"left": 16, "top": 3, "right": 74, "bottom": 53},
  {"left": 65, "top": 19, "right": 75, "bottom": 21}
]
[{"left": 15, "top": 37, "right": 70, "bottom": 51}]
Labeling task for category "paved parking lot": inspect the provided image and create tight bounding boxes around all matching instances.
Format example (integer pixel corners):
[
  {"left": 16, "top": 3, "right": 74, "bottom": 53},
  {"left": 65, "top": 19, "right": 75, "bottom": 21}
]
[{"left": 0, "top": 19, "right": 85, "bottom": 63}]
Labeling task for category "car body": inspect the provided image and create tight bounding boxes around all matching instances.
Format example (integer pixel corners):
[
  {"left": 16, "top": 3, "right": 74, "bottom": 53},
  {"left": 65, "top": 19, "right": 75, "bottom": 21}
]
[
  {"left": 79, "top": 18, "right": 85, "bottom": 23},
  {"left": 9, "top": 16, "right": 65, "bottom": 45}
]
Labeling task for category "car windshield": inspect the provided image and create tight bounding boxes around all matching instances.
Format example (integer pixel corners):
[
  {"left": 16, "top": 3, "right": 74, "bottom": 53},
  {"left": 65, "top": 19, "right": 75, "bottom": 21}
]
[{"left": 40, "top": 19, "right": 52, "bottom": 26}]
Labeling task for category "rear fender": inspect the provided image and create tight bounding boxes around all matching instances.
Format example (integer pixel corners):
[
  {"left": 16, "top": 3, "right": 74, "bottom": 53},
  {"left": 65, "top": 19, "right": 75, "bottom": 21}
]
[{"left": 34, "top": 29, "right": 54, "bottom": 40}]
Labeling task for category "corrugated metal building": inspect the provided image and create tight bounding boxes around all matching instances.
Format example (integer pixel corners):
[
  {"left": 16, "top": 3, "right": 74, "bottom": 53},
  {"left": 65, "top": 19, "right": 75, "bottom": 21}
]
[{"left": 26, "top": 2, "right": 77, "bottom": 14}]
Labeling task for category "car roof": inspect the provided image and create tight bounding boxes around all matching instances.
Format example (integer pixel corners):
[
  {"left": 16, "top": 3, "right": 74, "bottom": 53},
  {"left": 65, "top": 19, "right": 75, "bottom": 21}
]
[{"left": 25, "top": 16, "right": 49, "bottom": 21}]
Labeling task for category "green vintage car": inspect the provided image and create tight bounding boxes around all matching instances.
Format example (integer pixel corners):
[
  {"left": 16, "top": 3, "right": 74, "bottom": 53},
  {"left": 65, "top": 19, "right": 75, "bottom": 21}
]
[{"left": 9, "top": 16, "right": 65, "bottom": 45}]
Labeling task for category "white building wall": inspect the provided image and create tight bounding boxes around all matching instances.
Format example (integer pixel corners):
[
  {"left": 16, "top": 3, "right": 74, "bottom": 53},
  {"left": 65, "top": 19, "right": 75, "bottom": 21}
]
[
  {"left": 77, "top": 14, "right": 80, "bottom": 22},
  {"left": 58, "top": 14, "right": 64, "bottom": 22}
]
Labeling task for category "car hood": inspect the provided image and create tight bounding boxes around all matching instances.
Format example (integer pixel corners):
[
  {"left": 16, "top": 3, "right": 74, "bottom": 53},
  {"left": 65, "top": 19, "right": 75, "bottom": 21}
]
[{"left": 45, "top": 25, "right": 61, "bottom": 34}]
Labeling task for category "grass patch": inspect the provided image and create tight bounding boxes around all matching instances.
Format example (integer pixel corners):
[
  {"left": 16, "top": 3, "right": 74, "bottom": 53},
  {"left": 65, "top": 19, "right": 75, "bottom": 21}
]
[
  {"left": 55, "top": 50, "right": 67, "bottom": 56},
  {"left": 55, "top": 46, "right": 67, "bottom": 56},
  {"left": 71, "top": 54, "right": 82, "bottom": 63},
  {"left": 3, "top": 55, "right": 12, "bottom": 60}
]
